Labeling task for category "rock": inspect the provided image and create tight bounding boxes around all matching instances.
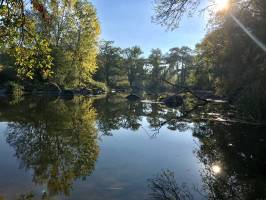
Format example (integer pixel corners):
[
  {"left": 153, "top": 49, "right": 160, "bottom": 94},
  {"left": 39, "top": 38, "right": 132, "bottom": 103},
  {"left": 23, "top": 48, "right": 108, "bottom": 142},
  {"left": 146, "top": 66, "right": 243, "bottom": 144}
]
[
  {"left": 126, "top": 94, "right": 141, "bottom": 101},
  {"left": 61, "top": 90, "right": 74, "bottom": 100},
  {"left": 162, "top": 95, "right": 184, "bottom": 108}
]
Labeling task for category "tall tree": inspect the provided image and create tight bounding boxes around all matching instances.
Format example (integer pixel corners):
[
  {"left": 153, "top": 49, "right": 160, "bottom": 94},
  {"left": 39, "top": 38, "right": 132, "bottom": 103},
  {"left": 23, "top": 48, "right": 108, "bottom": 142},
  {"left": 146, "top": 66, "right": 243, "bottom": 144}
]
[
  {"left": 95, "top": 41, "right": 123, "bottom": 88},
  {"left": 51, "top": 0, "right": 100, "bottom": 87},
  {"left": 165, "top": 46, "right": 193, "bottom": 88},
  {"left": 0, "top": 0, "right": 100, "bottom": 87},
  {"left": 148, "top": 48, "right": 164, "bottom": 92},
  {"left": 123, "top": 46, "right": 145, "bottom": 90}
]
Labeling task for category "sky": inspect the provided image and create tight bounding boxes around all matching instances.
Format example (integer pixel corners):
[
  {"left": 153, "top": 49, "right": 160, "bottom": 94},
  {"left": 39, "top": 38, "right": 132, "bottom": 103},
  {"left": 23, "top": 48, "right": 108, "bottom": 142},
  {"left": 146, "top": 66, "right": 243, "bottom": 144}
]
[{"left": 91, "top": 0, "right": 208, "bottom": 56}]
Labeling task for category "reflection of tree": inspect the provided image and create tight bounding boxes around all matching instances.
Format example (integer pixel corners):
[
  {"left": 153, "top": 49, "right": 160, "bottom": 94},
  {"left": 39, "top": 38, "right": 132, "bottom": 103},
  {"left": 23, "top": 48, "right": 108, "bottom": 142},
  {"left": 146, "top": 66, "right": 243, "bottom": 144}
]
[
  {"left": 16, "top": 192, "right": 34, "bottom": 200},
  {"left": 146, "top": 104, "right": 163, "bottom": 129},
  {"left": 93, "top": 94, "right": 191, "bottom": 136},
  {"left": 193, "top": 122, "right": 266, "bottom": 200},
  {"left": 147, "top": 170, "right": 193, "bottom": 200},
  {"left": 147, "top": 122, "right": 266, "bottom": 200},
  {"left": 145, "top": 103, "right": 191, "bottom": 137},
  {"left": 5, "top": 97, "right": 99, "bottom": 197},
  {"left": 93, "top": 95, "right": 146, "bottom": 135},
  {"left": 2, "top": 95, "right": 266, "bottom": 199}
]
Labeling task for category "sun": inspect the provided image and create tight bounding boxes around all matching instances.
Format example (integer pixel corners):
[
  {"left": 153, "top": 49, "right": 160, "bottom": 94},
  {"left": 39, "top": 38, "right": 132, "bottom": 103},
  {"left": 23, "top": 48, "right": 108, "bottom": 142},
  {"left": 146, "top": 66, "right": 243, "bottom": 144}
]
[
  {"left": 214, "top": 0, "right": 230, "bottom": 12},
  {"left": 211, "top": 164, "right": 222, "bottom": 174}
]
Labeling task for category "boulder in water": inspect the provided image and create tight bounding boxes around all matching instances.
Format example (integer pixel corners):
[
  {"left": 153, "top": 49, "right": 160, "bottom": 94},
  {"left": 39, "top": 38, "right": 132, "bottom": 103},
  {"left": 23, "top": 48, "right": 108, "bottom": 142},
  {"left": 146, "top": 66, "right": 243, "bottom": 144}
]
[
  {"left": 162, "top": 95, "right": 184, "bottom": 108},
  {"left": 126, "top": 94, "right": 141, "bottom": 101}
]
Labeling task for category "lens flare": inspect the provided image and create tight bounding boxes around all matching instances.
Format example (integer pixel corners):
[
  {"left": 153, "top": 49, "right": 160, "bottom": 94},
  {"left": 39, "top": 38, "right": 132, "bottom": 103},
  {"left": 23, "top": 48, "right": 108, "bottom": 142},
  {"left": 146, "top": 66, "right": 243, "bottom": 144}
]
[
  {"left": 230, "top": 14, "right": 266, "bottom": 52},
  {"left": 214, "top": 0, "right": 230, "bottom": 11},
  {"left": 211, "top": 164, "right": 222, "bottom": 174}
]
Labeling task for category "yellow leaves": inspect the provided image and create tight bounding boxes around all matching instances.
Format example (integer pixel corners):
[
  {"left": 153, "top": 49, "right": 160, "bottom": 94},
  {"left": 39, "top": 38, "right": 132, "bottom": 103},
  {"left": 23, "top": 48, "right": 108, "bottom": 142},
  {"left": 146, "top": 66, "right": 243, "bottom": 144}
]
[
  {"left": 2, "top": 0, "right": 100, "bottom": 86},
  {"left": 14, "top": 39, "right": 54, "bottom": 81}
]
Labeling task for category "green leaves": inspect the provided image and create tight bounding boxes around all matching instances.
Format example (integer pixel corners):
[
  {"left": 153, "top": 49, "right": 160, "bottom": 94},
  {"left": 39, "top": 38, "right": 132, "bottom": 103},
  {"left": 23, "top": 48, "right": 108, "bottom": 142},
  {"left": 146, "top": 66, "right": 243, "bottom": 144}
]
[
  {"left": 1, "top": 0, "right": 100, "bottom": 86},
  {"left": 14, "top": 38, "right": 54, "bottom": 81}
]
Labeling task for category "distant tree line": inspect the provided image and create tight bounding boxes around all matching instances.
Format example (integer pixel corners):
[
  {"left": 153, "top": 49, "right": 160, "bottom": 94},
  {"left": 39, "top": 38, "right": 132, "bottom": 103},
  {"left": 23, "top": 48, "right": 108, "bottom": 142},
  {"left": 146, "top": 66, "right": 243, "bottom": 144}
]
[
  {"left": 1, "top": 0, "right": 266, "bottom": 120},
  {"left": 94, "top": 41, "right": 195, "bottom": 94}
]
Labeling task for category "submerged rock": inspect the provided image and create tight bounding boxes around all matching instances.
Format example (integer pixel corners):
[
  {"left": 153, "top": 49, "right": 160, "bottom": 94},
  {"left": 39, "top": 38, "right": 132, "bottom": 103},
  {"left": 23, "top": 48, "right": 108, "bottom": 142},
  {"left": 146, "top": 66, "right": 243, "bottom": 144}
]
[
  {"left": 162, "top": 95, "right": 184, "bottom": 108},
  {"left": 126, "top": 94, "right": 141, "bottom": 101}
]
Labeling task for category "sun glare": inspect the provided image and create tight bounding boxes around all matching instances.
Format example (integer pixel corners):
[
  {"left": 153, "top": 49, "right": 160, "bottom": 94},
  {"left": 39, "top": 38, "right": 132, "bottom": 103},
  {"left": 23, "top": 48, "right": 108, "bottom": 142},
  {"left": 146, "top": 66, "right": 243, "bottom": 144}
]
[
  {"left": 214, "top": 0, "right": 230, "bottom": 12},
  {"left": 211, "top": 164, "right": 222, "bottom": 174}
]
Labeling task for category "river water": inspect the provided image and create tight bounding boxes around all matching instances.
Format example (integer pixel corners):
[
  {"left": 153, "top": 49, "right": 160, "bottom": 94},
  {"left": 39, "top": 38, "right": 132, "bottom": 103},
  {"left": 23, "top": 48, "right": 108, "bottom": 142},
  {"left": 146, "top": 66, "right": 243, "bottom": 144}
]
[{"left": 0, "top": 95, "right": 265, "bottom": 200}]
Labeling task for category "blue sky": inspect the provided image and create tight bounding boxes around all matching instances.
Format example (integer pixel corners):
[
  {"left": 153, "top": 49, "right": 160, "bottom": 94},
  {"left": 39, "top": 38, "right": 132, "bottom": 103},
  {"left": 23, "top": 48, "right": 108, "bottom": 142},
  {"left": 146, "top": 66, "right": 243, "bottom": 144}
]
[{"left": 91, "top": 0, "right": 208, "bottom": 56}]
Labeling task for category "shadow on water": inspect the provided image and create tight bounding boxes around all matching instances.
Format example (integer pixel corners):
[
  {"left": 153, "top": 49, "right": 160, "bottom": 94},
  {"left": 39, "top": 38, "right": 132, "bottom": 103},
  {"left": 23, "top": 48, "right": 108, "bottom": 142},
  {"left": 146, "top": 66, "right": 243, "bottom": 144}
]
[{"left": 0, "top": 94, "right": 265, "bottom": 199}]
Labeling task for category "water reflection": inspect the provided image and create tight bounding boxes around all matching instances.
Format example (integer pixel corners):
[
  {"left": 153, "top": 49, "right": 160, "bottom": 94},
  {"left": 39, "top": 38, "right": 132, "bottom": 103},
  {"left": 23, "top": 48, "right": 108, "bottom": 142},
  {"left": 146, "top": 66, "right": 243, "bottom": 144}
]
[
  {"left": 2, "top": 97, "right": 99, "bottom": 198},
  {"left": 193, "top": 122, "right": 266, "bottom": 200},
  {"left": 93, "top": 95, "right": 144, "bottom": 135},
  {"left": 147, "top": 170, "right": 193, "bottom": 200},
  {"left": 0, "top": 94, "right": 265, "bottom": 199},
  {"left": 93, "top": 95, "right": 190, "bottom": 136}
]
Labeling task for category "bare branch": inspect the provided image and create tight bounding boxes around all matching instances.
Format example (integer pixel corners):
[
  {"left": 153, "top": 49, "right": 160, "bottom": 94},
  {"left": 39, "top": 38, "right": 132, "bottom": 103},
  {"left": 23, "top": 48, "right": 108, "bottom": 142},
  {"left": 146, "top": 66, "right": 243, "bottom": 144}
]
[{"left": 152, "top": 0, "right": 201, "bottom": 30}]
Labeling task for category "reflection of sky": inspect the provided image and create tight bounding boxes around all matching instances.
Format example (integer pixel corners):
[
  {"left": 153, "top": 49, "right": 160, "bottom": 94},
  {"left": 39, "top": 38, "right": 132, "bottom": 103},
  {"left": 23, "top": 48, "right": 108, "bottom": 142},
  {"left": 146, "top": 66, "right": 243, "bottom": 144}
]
[
  {"left": 0, "top": 123, "right": 42, "bottom": 199},
  {"left": 0, "top": 120, "right": 205, "bottom": 199},
  {"left": 66, "top": 118, "right": 204, "bottom": 199}
]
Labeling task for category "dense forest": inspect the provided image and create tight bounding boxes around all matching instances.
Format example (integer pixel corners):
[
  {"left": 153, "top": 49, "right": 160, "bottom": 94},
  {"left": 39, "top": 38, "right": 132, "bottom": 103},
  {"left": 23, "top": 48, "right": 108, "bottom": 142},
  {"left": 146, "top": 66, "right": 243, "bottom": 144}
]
[{"left": 0, "top": 0, "right": 266, "bottom": 120}]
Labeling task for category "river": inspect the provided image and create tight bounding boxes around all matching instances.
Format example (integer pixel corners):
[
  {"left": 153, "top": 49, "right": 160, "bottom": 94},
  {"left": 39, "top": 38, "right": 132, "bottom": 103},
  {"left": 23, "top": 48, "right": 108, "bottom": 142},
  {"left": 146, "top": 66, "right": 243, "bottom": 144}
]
[{"left": 0, "top": 95, "right": 265, "bottom": 199}]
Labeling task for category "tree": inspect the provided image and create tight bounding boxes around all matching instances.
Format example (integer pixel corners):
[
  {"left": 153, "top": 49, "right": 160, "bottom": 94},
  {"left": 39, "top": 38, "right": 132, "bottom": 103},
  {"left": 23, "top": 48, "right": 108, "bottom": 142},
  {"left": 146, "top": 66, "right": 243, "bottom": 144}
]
[
  {"left": 95, "top": 41, "right": 124, "bottom": 88},
  {"left": 153, "top": 0, "right": 266, "bottom": 120},
  {"left": 148, "top": 48, "right": 164, "bottom": 92},
  {"left": 50, "top": 0, "right": 100, "bottom": 87},
  {"left": 165, "top": 46, "right": 193, "bottom": 88},
  {"left": 123, "top": 46, "right": 145, "bottom": 90},
  {"left": 0, "top": 0, "right": 54, "bottom": 81},
  {"left": 0, "top": 0, "right": 100, "bottom": 87},
  {"left": 152, "top": 0, "right": 201, "bottom": 29},
  {"left": 194, "top": 0, "right": 266, "bottom": 120}
]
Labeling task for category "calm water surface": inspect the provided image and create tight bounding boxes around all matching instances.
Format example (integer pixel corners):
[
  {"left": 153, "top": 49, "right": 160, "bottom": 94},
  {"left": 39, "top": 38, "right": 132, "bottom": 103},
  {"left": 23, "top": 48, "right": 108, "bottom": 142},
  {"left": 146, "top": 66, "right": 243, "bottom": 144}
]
[{"left": 0, "top": 95, "right": 265, "bottom": 200}]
